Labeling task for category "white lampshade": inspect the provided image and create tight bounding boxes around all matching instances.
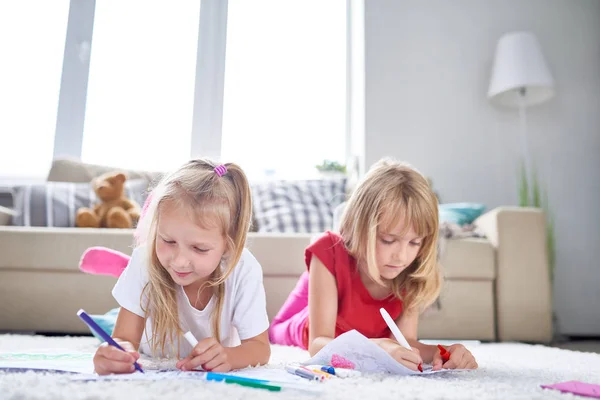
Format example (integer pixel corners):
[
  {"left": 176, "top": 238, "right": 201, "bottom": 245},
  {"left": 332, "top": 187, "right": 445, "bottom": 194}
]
[{"left": 488, "top": 31, "right": 555, "bottom": 107}]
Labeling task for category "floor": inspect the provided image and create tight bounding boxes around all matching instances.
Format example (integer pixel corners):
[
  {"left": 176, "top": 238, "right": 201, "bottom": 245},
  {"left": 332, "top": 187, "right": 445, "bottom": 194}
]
[
  {"left": 553, "top": 339, "right": 600, "bottom": 354},
  {"left": 1, "top": 333, "right": 600, "bottom": 400}
]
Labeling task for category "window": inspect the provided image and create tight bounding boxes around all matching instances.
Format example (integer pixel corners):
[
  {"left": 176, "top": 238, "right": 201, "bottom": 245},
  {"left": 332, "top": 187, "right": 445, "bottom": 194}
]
[
  {"left": 1, "top": 1, "right": 350, "bottom": 180},
  {"left": 81, "top": 1, "right": 201, "bottom": 172},
  {"left": 220, "top": 0, "right": 347, "bottom": 180},
  {"left": 0, "top": 1, "right": 70, "bottom": 178}
]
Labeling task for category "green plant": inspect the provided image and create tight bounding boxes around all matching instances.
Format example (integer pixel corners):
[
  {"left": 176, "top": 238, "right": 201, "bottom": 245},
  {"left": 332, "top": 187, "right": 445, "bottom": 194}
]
[
  {"left": 518, "top": 160, "right": 556, "bottom": 282},
  {"left": 315, "top": 160, "right": 346, "bottom": 174}
]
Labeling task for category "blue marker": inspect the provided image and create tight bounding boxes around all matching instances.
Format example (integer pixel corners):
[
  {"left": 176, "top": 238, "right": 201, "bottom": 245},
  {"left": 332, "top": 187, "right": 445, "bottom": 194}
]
[
  {"left": 320, "top": 365, "right": 335, "bottom": 375},
  {"left": 309, "top": 365, "right": 361, "bottom": 378},
  {"left": 77, "top": 309, "right": 144, "bottom": 373}
]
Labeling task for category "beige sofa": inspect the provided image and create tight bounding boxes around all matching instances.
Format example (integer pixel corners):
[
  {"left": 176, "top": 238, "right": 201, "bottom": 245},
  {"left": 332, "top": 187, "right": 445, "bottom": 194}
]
[
  {"left": 0, "top": 159, "right": 553, "bottom": 343},
  {"left": 0, "top": 208, "right": 552, "bottom": 343}
]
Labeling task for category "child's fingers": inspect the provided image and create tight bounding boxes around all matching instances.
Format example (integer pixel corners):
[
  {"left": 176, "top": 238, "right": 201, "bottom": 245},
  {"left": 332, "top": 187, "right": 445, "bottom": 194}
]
[
  {"left": 406, "top": 349, "right": 423, "bottom": 365},
  {"left": 176, "top": 358, "right": 188, "bottom": 370},
  {"left": 177, "top": 354, "right": 195, "bottom": 370},
  {"left": 97, "top": 345, "right": 137, "bottom": 363},
  {"left": 392, "top": 349, "right": 422, "bottom": 371},
  {"left": 94, "top": 354, "right": 140, "bottom": 375},
  {"left": 431, "top": 351, "right": 443, "bottom": 371},
  {"left": 181, "top": 344, "right": 221, "bottom": 371},
  {"left": 399, "top": 359, "right": 420, "bottom": 371},
  {"left": 193, "top": 338, "right": 219, "bottom": 355},
  {"left": 443, "top": 350, "right": 467, "bottom": 370},
  {"left": 208, "top": 361, "right": 231, "bottom": 373},
  {"left": 176, "top": 351, "right": 194, "bottom": 368},
  {"left": 202, "top": 352, "right": 228, "bottom": 371},
  {"left": 456, "top": 353, "right": 476, "bottom": 370},
  {"left": 393, "top": 347, "right": 422, "bottom": 364},
  {"left": 178, "top": 339, "right": 217, "bottom": 370},
  {"left": 442, "top": 359, "right": 455, "bottom": 369},
  {"left": 107, "top": 347, "right": 138, "bottom": 363},
  {"left": 103, "top": 360, "right": 139, "bottom": 374}
]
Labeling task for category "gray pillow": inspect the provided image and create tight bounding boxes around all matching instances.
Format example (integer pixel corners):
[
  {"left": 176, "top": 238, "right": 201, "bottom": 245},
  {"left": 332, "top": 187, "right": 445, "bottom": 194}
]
[
  {"left": 11, "top": 179, "right": 150, "bottom": 227},
  {"left": 251, "top": 178, "right": 347, "bottom": 233}
]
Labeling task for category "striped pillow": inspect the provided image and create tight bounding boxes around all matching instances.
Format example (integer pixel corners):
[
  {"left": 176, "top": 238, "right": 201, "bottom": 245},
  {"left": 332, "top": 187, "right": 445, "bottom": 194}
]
[
  {"left": 11, "top": 179, "right": 150, "bottom": 227},
  {"left": 251, "top": 178, "right": 347, "bottom": 233}
]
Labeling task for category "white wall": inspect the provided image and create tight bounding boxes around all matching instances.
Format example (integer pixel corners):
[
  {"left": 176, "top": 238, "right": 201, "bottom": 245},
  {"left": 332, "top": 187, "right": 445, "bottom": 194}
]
[{"left": 364, "top": 0, "right": 600, "bottom": 335}]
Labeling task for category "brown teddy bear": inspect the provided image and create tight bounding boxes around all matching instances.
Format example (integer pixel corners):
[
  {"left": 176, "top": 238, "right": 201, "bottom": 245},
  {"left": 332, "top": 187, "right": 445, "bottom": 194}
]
[{"left": 76, "top": 171, "right": 142, "bottom": 229}]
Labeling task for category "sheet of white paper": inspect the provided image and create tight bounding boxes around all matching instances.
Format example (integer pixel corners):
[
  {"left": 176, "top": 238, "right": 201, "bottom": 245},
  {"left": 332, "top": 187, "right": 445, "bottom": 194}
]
[
  {"left": 302, "top": 330, "right": 455, "bottom": 375},
  {"left": 0, "top": 352, "right": 95, "bottom": 374},
  {"left": 72, "top": 370, "right": 199, "bottom": 381},
  {"left": 72, "top": 367, "right": 311, "bottom": 385}
]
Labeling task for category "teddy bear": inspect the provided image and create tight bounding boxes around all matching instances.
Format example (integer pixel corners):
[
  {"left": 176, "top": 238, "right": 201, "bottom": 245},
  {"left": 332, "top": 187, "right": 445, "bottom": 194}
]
[
  {"left": 76, "top": 171, "right": 142, "bottom": 229},
  {"left": 78, "top": 191, "right": 153, "bottom": 277}
]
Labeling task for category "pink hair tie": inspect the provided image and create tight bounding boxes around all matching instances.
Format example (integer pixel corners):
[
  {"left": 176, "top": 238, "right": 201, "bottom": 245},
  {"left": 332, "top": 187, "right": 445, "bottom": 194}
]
[{"left": 214, "top": 164, "right": 227, "bottom": 177}]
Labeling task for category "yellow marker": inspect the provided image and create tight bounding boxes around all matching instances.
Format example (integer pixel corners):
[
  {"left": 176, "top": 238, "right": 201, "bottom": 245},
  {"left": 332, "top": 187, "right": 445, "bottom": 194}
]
[{"left": 310, "top": 368, "right": 335, "bottom": 378}]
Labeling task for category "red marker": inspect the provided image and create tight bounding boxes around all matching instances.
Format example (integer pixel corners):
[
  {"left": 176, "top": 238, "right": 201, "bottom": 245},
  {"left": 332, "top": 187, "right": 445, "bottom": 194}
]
[{"left": 437, "top": 344, "right": 451, "bottom": 363}]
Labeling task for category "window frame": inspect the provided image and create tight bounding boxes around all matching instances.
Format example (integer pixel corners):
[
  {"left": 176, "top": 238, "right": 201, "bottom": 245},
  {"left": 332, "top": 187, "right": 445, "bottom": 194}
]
[{"left": 49, "top": 0, "right": 354, "bottom": 176}]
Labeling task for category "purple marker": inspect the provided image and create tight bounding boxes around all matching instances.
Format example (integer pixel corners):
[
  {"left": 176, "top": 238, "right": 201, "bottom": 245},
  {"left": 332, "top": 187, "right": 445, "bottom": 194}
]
[
  {"left": 77, "top": 309, "right": 144, "bottom": 373},
  {"left": 286, "top": 365, "right": 322, "bottom": 381}
]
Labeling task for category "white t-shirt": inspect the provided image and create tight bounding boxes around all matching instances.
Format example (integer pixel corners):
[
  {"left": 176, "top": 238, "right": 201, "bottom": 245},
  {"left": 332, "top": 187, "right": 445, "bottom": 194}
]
[{"left": 112, "top": 245, "right": 269, "bottom": 358}]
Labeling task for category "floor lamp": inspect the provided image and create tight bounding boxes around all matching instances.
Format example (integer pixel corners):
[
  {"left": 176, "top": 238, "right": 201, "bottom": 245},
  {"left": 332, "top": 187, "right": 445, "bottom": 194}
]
[{"left": 488, "top": 31, "right": 555, "bottom": 206}]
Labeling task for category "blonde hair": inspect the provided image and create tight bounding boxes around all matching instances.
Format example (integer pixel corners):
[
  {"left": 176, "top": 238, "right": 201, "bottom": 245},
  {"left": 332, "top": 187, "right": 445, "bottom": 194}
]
[
  {"left": 339, "top": 158, "right": 441, "bottom": 312},
  {"left": 135, "top": 159, "right": 252, "bottom": 357}
]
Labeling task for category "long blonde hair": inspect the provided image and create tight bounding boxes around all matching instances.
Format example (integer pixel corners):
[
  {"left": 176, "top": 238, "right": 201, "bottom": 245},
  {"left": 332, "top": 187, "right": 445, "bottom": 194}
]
[
  {"left": 135, "top": 159, "right": 252, "bottom": 357},
  {"left": 339, "top": 158, "right": 441, "bottom": 312}
]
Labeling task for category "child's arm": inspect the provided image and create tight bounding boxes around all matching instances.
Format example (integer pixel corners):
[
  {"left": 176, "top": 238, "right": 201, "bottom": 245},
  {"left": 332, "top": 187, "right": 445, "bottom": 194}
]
[
  {"left": 227, "top": 330, "right": 271, "bottom": 369},
  {"left": 307, "top": 256, "right": 338, "bottom": 356},
  {"left": 93, "top": 307, "right": 145, "bottom": 375}
]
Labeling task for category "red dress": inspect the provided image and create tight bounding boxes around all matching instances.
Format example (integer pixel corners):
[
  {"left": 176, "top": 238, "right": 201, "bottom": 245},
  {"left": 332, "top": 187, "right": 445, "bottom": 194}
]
[{"left": 301, "top": 231, "right": 403, "bottom": 348}]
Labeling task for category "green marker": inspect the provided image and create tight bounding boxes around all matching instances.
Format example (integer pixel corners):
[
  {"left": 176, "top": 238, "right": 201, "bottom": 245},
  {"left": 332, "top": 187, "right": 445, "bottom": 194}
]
[{"left": 206, "top": 372, "right": 282, "bottom": 392}]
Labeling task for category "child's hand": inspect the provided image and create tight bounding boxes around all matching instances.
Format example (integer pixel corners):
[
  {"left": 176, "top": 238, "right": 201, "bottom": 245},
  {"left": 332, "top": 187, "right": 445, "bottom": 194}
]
[
  {"left": 93, "top": 340, "right": 141, "bottom": 375},
  {"left": 382, "top": 341, "right": 423, "bottom": 372},
  {"left": 177, "top": 337, "right": 232, "bottom": 372},
  {"left": 434, "top": 344, "right": 478, "bottom": 370}
]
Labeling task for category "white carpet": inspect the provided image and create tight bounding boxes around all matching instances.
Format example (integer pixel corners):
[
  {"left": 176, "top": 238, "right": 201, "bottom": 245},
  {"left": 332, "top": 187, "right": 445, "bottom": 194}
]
[{"left": 1, "top": 334, "right": 599, "bottom": 400}]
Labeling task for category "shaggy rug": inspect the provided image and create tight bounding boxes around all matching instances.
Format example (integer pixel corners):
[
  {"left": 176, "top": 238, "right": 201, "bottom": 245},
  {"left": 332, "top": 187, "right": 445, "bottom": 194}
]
[{"left": 0, "top": 334, "right": 599, "bottom": 400}]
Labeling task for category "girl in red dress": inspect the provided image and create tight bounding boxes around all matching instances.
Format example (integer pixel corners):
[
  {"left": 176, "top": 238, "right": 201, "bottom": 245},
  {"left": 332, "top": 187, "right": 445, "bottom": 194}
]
[{"left": 269, "top": 158, "right": 478, "bottom": 371}]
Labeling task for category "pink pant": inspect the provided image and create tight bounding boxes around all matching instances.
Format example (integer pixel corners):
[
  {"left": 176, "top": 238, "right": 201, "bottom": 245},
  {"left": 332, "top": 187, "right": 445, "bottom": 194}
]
[{"left": 268, "top": 271, "right": 309, "bottom": 349}]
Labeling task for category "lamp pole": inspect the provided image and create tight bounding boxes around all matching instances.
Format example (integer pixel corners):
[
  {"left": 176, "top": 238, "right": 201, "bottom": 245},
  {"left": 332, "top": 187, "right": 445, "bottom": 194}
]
[{"left": 517, "top": 87, "right": 532, "bottom": 206}]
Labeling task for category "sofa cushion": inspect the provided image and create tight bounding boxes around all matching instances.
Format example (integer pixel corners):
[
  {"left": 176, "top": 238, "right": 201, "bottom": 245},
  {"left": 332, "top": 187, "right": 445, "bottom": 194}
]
[
  {"left": 11, "top": 179, "right": 150, "bottom": 227},
  {"left": 441, "top": 238, "right": 495, "bottom": 280},
  {"left": 47, "top": 158, "right": 163, "bottom": 184},
  {"left": 0, "top": 206, "right": 16, "bottom": 226},
  {"left": 251, "top": 178, "right": 347, "bottom": 233}
]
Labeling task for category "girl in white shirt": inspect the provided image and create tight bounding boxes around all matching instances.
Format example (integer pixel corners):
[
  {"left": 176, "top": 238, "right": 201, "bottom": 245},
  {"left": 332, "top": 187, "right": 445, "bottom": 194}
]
[{"left": 93, "top": 159, "right": 270, "bottom": 375}]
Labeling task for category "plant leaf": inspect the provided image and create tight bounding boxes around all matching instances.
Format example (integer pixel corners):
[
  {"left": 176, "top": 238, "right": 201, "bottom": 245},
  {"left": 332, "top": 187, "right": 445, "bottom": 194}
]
[
  {"left": 519, "top": 160, "right": 530, "bottom": 207},
  {"left": 532, "top": 168, "right": 541, "bottom": 208}
]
